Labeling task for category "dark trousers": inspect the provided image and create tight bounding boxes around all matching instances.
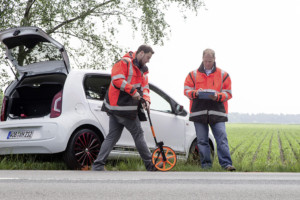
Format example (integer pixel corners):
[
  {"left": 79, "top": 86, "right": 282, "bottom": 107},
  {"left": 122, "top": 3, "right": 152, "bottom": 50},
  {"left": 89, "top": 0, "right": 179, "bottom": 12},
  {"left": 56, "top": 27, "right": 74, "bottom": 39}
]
[{"left": 92, "top": 114, "right": 153, "bottom": 170}]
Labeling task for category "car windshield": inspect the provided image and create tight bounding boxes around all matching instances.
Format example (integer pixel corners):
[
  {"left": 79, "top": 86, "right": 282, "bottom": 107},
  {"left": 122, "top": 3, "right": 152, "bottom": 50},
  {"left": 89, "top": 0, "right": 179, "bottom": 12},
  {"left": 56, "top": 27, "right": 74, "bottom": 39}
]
[{"left": 10, "top": 42, "right": 62, "bottom": 66}]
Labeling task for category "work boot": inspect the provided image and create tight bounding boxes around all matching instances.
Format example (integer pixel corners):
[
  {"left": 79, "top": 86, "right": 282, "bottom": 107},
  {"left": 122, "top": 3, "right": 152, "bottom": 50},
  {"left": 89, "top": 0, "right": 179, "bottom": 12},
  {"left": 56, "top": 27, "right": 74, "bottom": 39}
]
[
  {"left": 225, "top": 165, "right": 236, "bottom": 171},
  {"left": 92, "top": 165, "right": 107, "bottom": 171},
  {"left": 147, "top": 162, "right": 164, "bottom": 171}
]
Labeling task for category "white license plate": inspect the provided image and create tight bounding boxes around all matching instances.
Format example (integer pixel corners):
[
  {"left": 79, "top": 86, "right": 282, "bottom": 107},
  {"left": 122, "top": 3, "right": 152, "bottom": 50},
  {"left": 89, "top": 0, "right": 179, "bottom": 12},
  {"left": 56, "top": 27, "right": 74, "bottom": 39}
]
[{"left": 7, "top": 130, "right": 34, "bottom": 139}]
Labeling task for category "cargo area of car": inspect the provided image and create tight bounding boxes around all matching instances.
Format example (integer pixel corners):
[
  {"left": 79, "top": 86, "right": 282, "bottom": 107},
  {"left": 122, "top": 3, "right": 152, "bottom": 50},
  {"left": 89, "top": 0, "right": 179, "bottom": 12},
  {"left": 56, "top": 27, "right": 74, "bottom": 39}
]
[{"left": 6, "top": 73, "right": 67, "bottom": 119}]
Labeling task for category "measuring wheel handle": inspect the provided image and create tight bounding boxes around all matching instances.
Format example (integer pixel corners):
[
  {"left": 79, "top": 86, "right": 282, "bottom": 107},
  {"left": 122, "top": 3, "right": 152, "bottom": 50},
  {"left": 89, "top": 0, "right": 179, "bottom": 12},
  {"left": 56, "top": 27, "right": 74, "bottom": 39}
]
[
  {"left": 152, "top": 146, "right": 177, "bottom": 171},
  {"left": 157, "top": 141, "right": 164, "bottom": 147},
  {"left": 156, "top": 141, "right": 167, "bottom": 161}
]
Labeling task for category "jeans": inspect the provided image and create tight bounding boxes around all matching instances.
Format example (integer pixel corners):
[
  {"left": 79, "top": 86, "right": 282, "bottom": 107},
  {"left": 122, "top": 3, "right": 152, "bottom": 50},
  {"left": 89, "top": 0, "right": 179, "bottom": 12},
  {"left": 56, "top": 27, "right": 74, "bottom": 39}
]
[{"left": 194, "top": 122, "right": 233, "bottom": 168}]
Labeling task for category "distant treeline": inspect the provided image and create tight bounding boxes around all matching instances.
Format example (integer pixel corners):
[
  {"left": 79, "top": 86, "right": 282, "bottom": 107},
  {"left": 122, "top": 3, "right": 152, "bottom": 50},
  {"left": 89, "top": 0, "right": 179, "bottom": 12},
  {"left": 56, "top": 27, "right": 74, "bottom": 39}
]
[{"left": 228, "top": 112, "right": 300, "bottom": 124}]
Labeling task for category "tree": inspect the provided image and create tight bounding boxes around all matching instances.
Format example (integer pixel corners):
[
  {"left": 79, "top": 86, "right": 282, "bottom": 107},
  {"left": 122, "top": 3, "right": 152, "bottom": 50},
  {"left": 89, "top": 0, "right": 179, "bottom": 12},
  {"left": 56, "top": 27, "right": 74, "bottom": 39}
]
[
  {"left": 0, "top": 89, "right": 3, "bottom": 109},
  {"left": 0, "top": 0, "right": 204, "bottom": 86}
]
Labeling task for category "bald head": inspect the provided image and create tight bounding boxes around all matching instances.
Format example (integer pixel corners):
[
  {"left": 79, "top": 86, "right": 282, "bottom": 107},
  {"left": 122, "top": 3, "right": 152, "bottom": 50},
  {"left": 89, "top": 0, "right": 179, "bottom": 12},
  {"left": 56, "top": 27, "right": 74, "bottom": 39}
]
[{"left": 203, "top": 48, "right": 215, "bottom": 59}]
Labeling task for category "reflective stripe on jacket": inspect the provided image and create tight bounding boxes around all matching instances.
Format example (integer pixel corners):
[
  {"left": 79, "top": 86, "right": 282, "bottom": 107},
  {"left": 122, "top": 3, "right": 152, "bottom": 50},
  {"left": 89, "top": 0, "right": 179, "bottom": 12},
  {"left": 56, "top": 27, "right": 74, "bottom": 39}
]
[
  {"left": 184, "top": 63, "right": 232, "bottom": 124},
  {"left": 101, "top": 51, "right": 151, "bottom": 119}
]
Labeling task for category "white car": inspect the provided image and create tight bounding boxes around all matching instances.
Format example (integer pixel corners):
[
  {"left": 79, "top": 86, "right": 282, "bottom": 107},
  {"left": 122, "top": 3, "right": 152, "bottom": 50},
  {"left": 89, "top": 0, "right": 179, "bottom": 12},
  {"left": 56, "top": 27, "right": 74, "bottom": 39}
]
[{"left": 0, "top": 27, "right": 215, "bottom": 169}]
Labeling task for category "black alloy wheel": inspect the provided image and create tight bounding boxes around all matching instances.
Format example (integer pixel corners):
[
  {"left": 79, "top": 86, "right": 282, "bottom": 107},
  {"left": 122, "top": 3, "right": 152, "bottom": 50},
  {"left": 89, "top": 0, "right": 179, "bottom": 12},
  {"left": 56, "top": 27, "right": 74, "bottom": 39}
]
[
  {"left": 188, "top": 140, "right": 214, "bottom": 164},
  {"left": 188, "top": 140, "right": 201, "bottom": 164},
  {"left": 64, "top": 129, "right": 102, "bottom": 169}
]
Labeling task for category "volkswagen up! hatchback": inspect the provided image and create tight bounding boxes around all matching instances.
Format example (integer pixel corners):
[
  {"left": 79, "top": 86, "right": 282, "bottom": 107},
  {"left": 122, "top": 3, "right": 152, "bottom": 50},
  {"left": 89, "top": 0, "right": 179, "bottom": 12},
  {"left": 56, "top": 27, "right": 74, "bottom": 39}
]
[{"left": 0, "top": 27, "right": 215, "bottom": 169}]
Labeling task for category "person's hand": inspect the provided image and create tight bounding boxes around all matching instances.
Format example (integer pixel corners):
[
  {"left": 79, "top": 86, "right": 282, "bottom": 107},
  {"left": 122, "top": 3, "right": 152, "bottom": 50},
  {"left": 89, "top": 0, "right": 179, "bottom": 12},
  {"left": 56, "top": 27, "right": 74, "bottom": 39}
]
[
  {"left": 132, "top": 92, "right": 141, "bottom": 100},
  {"left": 142, "top": 100, "right": 150, "bottom": 111},
  {"left": 195, "top": 88, "right": 204, "bottom": 97},
  {"left": 209, "top": 93, "right": 218, "bottom": 101}
]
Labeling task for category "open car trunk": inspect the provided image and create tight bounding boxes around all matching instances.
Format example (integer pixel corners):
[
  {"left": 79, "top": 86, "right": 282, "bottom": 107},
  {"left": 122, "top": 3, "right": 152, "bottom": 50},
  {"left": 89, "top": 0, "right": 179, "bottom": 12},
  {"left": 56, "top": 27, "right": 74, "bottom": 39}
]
[{"left": 7, "top": 73, "right": 67, "bottom": 119}]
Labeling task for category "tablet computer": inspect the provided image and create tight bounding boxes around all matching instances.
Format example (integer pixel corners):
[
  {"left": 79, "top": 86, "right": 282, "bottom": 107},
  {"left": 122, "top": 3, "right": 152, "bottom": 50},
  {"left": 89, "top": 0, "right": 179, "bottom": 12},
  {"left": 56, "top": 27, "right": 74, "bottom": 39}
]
[{"left": 198, "top": 91, "right": 215, "bottom": 99}]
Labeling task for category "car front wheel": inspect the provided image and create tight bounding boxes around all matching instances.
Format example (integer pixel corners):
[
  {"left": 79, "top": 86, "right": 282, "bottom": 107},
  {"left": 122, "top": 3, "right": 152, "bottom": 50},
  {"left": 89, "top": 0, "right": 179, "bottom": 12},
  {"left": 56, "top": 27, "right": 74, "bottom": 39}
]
[
  {"left": 188, "top": 140, "right": 214, "bottom": 165},
  {"left": 64, "top": 128, "right": 102, "bottom": 169}
]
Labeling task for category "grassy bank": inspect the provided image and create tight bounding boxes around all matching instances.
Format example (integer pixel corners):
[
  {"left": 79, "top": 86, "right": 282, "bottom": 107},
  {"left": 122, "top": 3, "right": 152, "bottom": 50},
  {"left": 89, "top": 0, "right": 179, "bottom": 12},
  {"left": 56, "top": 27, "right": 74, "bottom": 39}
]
[
  {"left": 0, "top": 154, "right": 67, "bottom": 170},
  {"left": 1, "top": 124, "right": 300, "bottom": 172}
]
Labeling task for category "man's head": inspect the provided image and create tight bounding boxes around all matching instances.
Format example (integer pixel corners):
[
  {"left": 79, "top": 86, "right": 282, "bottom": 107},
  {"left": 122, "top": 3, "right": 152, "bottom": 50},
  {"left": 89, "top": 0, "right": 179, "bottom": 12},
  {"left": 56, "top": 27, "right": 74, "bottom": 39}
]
[
  {"left": 202, "top": 48, "right": 215, "bottom": 70},
  {"left": 136, "top": 45, "right": 154, "bottom": 66}
]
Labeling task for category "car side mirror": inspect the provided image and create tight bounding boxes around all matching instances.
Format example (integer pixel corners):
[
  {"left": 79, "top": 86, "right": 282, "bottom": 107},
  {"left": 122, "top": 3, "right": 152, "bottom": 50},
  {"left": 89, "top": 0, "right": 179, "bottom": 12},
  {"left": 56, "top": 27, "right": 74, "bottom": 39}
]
[{"left": 175, "top": 104, "right": 184, "bottom": 115}]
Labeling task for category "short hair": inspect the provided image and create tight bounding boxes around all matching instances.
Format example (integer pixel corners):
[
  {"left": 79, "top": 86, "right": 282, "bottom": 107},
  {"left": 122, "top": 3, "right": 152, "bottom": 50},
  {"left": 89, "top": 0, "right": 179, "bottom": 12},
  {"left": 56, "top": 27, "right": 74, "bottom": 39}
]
[
  {"left": 203, "top": 48, "right": 215, "bottom": 59},
  {"left": 137, "top": 45, "right": 154, "bottom": 55}
]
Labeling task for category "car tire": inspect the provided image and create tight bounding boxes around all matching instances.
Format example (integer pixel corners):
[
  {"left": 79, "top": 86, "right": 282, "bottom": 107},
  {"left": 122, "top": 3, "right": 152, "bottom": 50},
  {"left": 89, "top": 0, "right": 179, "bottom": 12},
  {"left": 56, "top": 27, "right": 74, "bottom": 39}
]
[
  {"left": 188, "top": 140, "right": 214, "bottom": 165},
  {"left": 64, "top": 128, "right": 102, "bottom": 170}
]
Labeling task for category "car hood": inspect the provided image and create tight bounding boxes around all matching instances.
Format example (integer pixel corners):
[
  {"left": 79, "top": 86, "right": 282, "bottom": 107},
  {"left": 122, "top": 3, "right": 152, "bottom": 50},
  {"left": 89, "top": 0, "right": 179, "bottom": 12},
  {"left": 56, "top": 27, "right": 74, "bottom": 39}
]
[{"left": 0, "top": 26, "right": 70, "bottom": 76}]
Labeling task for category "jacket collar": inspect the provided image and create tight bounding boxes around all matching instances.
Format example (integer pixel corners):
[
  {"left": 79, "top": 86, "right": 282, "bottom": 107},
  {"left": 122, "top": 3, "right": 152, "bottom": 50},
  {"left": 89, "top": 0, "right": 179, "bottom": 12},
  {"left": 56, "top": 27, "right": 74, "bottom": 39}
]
[{"left": 198, "top": 62, "right": 217, "bottom": 74}]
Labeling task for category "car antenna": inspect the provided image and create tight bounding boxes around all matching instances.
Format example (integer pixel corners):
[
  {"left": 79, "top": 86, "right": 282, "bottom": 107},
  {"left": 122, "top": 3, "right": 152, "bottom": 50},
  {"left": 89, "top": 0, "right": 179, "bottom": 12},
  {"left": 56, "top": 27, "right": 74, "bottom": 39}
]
[{"left": 5, "top": 57, "right": 19, "bottom": 81}]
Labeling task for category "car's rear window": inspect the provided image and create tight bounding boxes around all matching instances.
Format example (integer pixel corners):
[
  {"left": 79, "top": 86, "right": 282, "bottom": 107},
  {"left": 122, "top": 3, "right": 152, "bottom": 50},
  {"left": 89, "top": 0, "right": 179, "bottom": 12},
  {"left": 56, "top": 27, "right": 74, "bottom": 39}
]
[
  {"left": 11, "top": 42, "right": 63, "bottom": 66},
  {"left": 83, "top": 75, "right": 111, "bottom": 100}
]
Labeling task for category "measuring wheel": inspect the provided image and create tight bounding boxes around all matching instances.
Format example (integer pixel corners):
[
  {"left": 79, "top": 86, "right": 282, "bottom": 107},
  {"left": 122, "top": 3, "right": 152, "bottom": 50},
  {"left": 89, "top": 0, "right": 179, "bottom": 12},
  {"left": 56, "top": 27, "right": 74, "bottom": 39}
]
[{"left": 152, "top": 146, "right": 177, "bottom": 171}]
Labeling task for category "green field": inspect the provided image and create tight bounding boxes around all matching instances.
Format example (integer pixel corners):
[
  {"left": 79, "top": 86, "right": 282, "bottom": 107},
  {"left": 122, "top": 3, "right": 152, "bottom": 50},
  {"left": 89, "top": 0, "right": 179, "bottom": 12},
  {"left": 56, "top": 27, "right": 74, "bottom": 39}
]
[
  {"left": 1, "top": 123, "right": 300, "bottom": 172},
  {"left": 226, "top": 123, "right": 300, "bottom": 172}
]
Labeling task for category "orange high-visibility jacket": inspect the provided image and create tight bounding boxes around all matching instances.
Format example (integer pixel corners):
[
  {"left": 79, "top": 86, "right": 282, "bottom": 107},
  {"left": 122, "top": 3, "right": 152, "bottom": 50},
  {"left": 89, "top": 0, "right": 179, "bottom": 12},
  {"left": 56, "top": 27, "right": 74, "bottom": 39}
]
[
  {"left": 184, "top": 63, "right": 232, "bottom": 124},
  {"left": 102, "top": 51, "right": 150, "bottom": 119}
]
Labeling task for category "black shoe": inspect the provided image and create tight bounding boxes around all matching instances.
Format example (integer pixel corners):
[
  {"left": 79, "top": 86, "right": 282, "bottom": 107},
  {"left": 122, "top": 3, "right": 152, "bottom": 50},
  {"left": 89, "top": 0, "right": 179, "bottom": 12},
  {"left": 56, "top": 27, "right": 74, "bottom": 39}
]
[
  {"left": 92, "top": 166, "right": 107, "bottom": 171},
  {"left": 225, "top": 165, "right": 236, "bottom": 171},
  {"left": 147, "top": 162, "right": 164, "bottom": 171},
  {"left": 147, "top": 166, "right": 158, "bottom": 171}
]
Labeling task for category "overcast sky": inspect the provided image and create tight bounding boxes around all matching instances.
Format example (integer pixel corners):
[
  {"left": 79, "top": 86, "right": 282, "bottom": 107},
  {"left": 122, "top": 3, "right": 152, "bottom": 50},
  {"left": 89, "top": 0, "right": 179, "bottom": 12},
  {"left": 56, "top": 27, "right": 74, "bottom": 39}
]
[
  {"left": 113, "top": 0, "right": 300, "bottom": 115},
  {"left": 2, "top": 0, "right": 299, "bottom": 115}
]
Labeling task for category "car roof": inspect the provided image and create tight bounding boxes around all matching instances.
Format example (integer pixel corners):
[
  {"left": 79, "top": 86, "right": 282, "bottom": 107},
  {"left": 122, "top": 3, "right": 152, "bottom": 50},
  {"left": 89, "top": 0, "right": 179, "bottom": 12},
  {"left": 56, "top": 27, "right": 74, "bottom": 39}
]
[{"left": 69, "top": 69, "right": 110, "bottom": 76}]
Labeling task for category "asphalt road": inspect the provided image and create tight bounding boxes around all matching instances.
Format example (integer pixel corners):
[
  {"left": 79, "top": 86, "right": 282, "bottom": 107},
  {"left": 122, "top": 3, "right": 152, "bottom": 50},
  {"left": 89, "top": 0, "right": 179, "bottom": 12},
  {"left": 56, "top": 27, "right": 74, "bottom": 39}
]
[{"left": 0, "top": 170, "right": 300, "bottom": 200}]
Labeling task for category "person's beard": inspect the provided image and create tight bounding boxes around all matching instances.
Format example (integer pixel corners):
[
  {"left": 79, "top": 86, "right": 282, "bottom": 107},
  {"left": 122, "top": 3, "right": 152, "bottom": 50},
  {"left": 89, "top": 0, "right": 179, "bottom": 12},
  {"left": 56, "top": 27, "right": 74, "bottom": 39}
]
[{"left": 138, "top": 59, "right": 144, "bottom": 67}]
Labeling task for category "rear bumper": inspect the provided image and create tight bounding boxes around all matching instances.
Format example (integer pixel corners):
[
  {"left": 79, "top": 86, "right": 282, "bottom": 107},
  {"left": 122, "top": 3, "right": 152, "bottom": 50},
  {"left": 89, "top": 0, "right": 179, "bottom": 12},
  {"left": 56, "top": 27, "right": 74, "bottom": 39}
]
[{"left": 0, "top": 120, "right": 68, "bottom": 154}]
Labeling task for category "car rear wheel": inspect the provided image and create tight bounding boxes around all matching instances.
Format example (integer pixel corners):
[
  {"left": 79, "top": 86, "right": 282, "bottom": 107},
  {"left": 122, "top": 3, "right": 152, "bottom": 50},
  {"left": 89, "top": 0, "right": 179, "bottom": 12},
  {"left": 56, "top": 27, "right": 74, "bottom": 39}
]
[{"left": 64, "top": 129, "right": 102, "bottom": 170}]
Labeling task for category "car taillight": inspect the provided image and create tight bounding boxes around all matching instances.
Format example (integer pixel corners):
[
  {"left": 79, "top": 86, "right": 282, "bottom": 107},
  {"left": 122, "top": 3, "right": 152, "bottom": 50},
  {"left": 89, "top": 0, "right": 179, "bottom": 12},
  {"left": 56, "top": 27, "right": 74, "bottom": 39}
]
[
  {"left": 50, "top": 91, "right": 62, "bottom": 118},
  {"left": 1, "top": 97, "right": 7, "bottom": 121}
]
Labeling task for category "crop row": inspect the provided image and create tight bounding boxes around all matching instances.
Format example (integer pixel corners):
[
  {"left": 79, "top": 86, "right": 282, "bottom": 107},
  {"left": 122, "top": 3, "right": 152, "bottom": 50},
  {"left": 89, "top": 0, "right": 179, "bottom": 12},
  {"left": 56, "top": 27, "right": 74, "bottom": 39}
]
[{"left": 224, "top": 124, "right": 300, "bottom": 171}]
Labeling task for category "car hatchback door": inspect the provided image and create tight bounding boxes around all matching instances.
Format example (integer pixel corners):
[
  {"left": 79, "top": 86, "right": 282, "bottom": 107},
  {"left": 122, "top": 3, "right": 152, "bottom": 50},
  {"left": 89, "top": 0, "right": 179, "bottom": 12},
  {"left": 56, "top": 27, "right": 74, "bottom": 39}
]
[{"left": 0, "top": 26, "right": 70, "bottom": 76}]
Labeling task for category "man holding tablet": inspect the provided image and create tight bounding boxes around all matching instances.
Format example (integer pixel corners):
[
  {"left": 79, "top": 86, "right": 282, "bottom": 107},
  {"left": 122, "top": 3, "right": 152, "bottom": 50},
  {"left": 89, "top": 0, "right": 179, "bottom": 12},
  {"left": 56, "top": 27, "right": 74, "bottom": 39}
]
[{"left": 184, "top": 48, "right": 235, "bottom": 171}]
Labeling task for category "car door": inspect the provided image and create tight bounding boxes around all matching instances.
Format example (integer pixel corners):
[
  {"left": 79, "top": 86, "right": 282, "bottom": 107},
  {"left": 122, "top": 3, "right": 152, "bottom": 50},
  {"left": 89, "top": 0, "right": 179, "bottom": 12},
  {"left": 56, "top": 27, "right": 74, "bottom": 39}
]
[
  {"left": 83, "top": 74, "right": 136, "bottom": 148},
  {"left": 142, "top": 85, "right": 186, "bottom": 152}
]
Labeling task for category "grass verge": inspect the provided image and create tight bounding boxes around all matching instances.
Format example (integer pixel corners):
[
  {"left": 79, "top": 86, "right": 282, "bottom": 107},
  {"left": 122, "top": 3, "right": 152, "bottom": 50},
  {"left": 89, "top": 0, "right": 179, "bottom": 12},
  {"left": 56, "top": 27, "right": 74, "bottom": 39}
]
[{"left": 2, "top": 124, "right": 300, "bottom": 172}]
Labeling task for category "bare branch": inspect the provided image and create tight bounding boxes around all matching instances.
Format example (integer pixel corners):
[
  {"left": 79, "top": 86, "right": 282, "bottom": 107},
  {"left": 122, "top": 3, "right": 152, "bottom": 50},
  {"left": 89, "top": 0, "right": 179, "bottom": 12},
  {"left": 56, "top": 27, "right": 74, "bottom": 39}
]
[
  {"left": 92, "top": 11, "right": 123, "bottom": 16},
  {"left": 22, "top": 0, "right": 36, "bottom": 26},
  {"left": 47, "top": 0, "right": 116, "bottom": 34},
  {"left": 55, "top": 31, "right": 95, "bottom": 45}
]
